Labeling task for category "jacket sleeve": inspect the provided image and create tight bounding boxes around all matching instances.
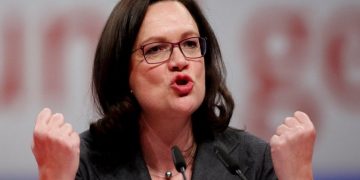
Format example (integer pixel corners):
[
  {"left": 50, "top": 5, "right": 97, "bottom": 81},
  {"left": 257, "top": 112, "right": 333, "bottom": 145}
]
[{"left": 259, "top": 144, "right": 278, "bottom": 180}]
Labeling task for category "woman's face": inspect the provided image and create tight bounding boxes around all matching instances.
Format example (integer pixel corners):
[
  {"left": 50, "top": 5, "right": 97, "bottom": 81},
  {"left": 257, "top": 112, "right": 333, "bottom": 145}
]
[{"left": 129, "top": 1, "right": 206, "bottom": 119}]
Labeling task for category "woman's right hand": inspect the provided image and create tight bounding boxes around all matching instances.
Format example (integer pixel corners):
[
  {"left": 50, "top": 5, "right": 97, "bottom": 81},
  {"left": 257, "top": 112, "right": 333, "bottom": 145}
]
[{"left": 32, "top": 108, "right": 80, "bottom": 180}]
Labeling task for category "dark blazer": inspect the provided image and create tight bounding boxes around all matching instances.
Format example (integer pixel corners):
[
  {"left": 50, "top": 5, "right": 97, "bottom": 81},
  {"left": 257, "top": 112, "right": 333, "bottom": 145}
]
[{"left": 76, "top": 128, "right": 277, "bottom": 180}]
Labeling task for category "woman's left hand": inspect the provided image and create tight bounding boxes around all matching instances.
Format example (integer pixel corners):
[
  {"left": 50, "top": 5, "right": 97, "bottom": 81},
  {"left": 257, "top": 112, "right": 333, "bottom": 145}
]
[{"left": 270, "top": 111, "right": 316, "bottom": 180}]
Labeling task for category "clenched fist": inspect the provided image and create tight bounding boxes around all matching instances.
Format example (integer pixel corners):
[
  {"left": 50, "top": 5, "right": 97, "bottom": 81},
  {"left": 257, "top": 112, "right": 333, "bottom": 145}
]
[
  {"left": 32, "top": 108, "right": 80, "bottom": 180},
  {"left": 270, "top": 111, "right": 316, "bottom": 180}
]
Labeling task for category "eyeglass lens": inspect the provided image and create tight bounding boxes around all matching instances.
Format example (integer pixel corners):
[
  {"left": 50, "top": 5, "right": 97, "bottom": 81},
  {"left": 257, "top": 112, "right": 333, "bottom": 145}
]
[{"left": 142, "top": 37, "right": 206, "bottom": 64}]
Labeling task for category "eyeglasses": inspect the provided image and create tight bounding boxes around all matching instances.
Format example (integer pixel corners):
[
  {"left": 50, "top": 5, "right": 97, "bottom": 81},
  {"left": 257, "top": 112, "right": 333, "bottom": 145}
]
[{"left": 133, "top": 37, "right": 207, "bottom": 64}]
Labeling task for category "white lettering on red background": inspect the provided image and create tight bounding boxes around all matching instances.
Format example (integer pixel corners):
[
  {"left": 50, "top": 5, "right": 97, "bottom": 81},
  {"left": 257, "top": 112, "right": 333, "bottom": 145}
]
[
  {"left": 243, "top": 6, "right": 319, "bottom": 140},
  {"left": 0, "top": 15, "right": 24, "bottom": 106},
  {"left": 323, "top": 6, "right": 360, "bottom": 112},
  {"left": 0, "top": 7, "right": 103, "bottom": 108}
]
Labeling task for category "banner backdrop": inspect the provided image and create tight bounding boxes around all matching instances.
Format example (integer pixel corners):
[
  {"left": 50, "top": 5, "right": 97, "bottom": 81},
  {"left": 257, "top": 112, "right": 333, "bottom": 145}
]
[{"left": 0, "top": 0, "right": 359, "bottom": 179}]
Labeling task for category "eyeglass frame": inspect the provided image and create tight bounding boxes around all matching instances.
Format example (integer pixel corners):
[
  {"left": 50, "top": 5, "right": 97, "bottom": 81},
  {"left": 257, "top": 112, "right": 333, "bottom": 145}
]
[{"left": 132, "top": 36, "right": 207, "bottom": 64}]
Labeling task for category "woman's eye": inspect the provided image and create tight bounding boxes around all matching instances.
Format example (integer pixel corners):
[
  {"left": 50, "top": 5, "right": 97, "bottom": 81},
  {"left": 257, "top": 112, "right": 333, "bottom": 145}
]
[
  {"left": 182, "top": 40, "right": 198, "bottom": 48},
  {"left": 144, "top": 44, "right": 168, "bottom": 55}
]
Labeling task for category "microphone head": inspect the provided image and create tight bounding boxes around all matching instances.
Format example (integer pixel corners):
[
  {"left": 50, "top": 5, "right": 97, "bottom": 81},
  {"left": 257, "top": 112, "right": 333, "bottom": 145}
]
[
  {"left": 171, "top": 145, "right": 187, "bottom": 172},
  {"left": 214, "top": 146, "right": 240, "bottom": 175}
]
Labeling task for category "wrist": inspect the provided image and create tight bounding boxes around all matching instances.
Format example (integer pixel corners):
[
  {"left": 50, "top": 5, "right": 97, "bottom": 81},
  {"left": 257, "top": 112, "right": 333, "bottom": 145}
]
[
  {"left": 38, "top": 167, "right": 75, "bottom": 180},
  {"left": 276, "top": 163, "right": 314, "bottom": 180},
  {"left": 291, "top": 164, "right": 314, "bottom": 180}
]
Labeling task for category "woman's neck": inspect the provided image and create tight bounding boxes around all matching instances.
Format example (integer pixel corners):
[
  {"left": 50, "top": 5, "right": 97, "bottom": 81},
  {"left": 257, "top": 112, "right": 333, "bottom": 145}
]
[{"left": 140, "top": 114, "right": 195, "bottom": 179}]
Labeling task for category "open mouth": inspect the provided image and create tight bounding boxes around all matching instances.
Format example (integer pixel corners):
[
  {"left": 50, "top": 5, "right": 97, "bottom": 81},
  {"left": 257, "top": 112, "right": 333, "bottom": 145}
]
[
  {"left": 173, "top": 74, "right": 192, "bottom": 86},
  {"left": 171, "top": 74, "right": 194, "bottom": 96},
  {"left": 176, "top": 79, "right": 189, "bottom": 85}
]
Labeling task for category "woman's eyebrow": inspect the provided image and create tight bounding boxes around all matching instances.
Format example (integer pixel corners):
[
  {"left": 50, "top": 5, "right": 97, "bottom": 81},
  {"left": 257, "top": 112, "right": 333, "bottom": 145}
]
[{"left": 139, "top": 31, "right": 200, "bottom": 45}]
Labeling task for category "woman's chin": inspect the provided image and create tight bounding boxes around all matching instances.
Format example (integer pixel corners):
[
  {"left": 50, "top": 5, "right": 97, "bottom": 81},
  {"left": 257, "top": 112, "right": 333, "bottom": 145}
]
[{"left": 170, "top": 97, "right": 201, "bottom": 115}]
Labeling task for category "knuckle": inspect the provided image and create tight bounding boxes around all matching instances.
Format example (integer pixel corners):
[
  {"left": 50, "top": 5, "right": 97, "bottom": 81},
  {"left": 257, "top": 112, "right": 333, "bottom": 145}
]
[
  {"left": 56, "top": 114, "right": 65, "bottom": 123},
  {"left": 269, "top": 136, "right": 277, "bottom": 146},
  {"left": 270, "top": 136, "right": 284, "bottom": 147},
  {"left": 284, "top": 117, "right": 292, "bottom": 124},
  {"left": 65, "top": 123, "right": 73, "bottom": 130},
  {"left": 282, "top": 134, "right": 292, "bottom": 142},
  {"left": 54, "top": 136, "right": 71, "bottom": 147},
  {"left": 72, "top": 133, "right": 81, "bottom": 144},
  {"left": 295, "top": 125, "right": 305, "bottom": 132}
]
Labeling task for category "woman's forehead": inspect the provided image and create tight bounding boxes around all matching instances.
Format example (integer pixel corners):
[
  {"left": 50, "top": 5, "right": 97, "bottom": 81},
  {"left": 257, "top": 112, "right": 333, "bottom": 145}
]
[{"left": 135, "top": 1, "right": 199, "bottom": 44}]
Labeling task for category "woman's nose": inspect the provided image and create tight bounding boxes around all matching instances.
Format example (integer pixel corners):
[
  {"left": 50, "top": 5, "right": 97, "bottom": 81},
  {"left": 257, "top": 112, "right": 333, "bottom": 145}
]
[{"left": 168, "top": 46, "right": 189, "bottom": 71}]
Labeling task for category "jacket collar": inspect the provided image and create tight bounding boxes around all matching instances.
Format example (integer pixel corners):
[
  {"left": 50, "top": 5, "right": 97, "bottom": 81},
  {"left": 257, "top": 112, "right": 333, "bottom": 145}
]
[{"left": 111, "top": 129, "right": 253, "bottom": 179}]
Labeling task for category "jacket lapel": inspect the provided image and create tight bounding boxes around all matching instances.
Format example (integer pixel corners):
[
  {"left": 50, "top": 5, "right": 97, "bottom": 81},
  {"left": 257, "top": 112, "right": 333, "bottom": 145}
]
[{"left": 191, "top": 134, "right": 252, "bottom": 180}]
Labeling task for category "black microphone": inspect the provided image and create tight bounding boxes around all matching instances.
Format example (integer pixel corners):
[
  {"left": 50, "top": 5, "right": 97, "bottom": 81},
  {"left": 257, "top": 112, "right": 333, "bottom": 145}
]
[
  {"left": 214, "top": 146, "right": 248, "bottom": 180},
  {"left": 171, "top": 145, "right": 187, "bottom": 180}
]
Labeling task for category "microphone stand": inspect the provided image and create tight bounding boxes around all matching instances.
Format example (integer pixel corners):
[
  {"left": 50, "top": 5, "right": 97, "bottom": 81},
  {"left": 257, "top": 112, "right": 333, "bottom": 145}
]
[
  {"left": 171, "top": 146, "right": 187, "bottom": 180},
  {"left": 215, "top": 146, "right": 248, "bottom": 180}
]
